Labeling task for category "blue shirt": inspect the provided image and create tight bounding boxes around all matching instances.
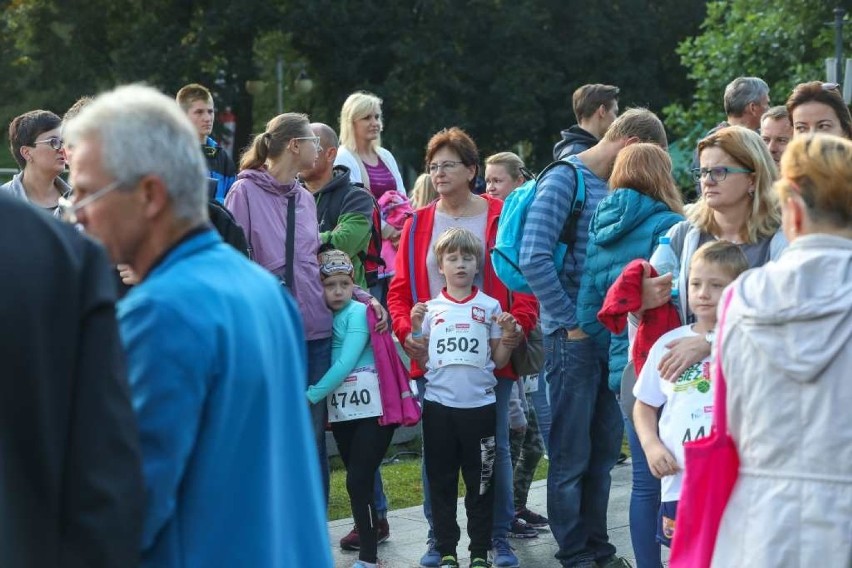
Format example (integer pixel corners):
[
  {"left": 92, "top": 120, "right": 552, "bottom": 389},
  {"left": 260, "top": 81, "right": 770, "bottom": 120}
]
[
  {"left": 119, "top": 229, "right": 331, "bottom": 568},
  {"left": 519, "top": 156, "right": 607, "bottom": 334}
]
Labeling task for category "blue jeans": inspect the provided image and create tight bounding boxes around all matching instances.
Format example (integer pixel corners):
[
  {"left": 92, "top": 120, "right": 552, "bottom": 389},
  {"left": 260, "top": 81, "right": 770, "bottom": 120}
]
[
  {"left": 415, "top": 377, "right": 514, "bottom": 540},
  {"left": 307, "top": 337, "right": 332, "bottom": 502},
  {"left": 545, "top": 333, "right": 623, "bottom": 567},
  {"left": 373, "top": 470, "right": 388, "bottom": 518},
  {"left": 531, "top": 369, "right": 552, "bottom": 454},
  {"left": 625, "top": 417, "right": 662, "bottom": 568}
]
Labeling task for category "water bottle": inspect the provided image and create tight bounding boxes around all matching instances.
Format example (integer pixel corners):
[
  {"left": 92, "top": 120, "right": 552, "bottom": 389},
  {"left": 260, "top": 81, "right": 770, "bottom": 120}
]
[{"left": 651, "top": 236, "right": 680, "bottom": 300}]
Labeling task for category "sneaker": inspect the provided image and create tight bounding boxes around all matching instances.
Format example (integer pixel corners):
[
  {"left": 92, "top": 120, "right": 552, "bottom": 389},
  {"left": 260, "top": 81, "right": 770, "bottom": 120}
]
[
  {"left": 420, "top": 538, "right": 442, "bottom": 568},
  {"left": 596, "top": 556, "right": 633, "bottom": 568},
  {"left": 439, "top": 555, "right": 460, "bottom": 568},
  {"left": 340, "top": 525, "right": 360, "bottom": 551},
  {"left": 515, "top": 506, "right": 549, "bottom": 529},
  {"left": 470, "top": 558, "right": 491, "bottom": 568},
  {"left": 490, "top": 537, "right": 520, "bottom": 568},
  {"left": 339, "top": 519, "right": 390, "bottom": 551},
  {"left": 508, "top": 518, "right": 538, "bottom": 539}
]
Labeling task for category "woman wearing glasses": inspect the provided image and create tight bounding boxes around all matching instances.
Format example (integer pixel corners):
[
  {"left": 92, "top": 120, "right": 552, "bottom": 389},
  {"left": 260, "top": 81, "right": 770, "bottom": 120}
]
[
  {"left": 335, "top": 91, "right": 407, "bottom": 303},
  {"left": 224, "top": 112, "right": 336, "bottom": 493},
  {"left": 387, "top": 127, "right": 538, "bottom": 568},
  {"left": 785, "top": 81, "right": 852, "bottom": 140},
  {"left": 1, "top": 110, "right": 71, "bottom": 217}
]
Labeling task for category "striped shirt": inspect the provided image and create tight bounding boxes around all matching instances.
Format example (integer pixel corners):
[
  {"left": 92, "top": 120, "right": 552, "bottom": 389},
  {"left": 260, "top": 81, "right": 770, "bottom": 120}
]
[
  {"left": 519, "top": 156, "right": 607, "bottom": 334},
  {"left": 364, "top": 159, "right": 397, "bottom": 200}
]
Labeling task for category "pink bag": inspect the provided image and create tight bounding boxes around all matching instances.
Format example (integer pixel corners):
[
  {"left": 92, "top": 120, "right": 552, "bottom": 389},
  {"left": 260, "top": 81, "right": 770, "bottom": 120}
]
[
  {"left": 366, "top": 305, "right": 422, "bottom": 427},
  {"left": 669, "top": 287, "right": 738, "bottom": 568}
]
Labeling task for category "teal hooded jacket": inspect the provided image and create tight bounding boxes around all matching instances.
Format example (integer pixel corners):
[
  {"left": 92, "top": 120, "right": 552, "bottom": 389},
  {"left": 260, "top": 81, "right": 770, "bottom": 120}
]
[{"left": 576, "top": 188, "right": 684, "bottom": 391}]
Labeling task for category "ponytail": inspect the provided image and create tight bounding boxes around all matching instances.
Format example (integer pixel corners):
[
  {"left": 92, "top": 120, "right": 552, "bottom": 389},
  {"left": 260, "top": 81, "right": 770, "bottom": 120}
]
[{"left": 238, "top": 112, "right": 310, "bottom": 172}]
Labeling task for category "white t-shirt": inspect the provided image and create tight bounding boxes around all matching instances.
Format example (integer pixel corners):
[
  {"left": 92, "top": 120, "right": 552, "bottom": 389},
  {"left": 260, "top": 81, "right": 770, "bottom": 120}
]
[
  {"left": 422, "top": 288, "right": 503, "bottom": 409},
  {"left": 633, "top": 324, "right": 714, "bottom": 502}
]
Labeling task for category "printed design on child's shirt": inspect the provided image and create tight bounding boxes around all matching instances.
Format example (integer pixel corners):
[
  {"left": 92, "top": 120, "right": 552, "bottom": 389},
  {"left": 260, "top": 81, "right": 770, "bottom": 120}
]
[
  {"left": 673, "top": 360, "right": 712, "bottom": 394},
  {"left": 471, "top": 306, "right": 486, "bottom": 323},
  {"left": 479, "top": 435, "right": 496, "bottom": 495}
]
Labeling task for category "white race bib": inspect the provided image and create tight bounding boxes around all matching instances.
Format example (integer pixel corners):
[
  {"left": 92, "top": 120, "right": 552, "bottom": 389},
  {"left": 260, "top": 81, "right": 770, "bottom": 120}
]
[
  {"left": 428, "top": 319, "right": 488, "bottom": 369},
  {"left": 327, "top": 366, "right": 383, "bottom": 423}
]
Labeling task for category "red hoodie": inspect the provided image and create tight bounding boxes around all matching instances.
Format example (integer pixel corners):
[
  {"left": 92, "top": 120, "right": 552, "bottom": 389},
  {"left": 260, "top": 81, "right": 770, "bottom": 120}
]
[{"left": 387, "top": 195, "right": 539, "bottom": 379}]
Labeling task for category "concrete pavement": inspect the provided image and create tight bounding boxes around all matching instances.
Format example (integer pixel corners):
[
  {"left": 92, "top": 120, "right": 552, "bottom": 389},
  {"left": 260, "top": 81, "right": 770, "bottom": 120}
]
[{"left": 328, "top": 460, "right": 670, "bottom": 567}]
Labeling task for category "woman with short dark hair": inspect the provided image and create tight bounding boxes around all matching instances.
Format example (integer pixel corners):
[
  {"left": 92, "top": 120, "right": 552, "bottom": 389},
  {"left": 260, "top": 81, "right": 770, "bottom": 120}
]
[{"left": 2, "top": 110, "right": 70, "bottom": 217}]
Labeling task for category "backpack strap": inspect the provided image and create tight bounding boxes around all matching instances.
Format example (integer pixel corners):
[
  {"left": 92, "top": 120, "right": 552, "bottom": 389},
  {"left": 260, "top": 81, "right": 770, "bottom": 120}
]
[
  {"left": 284, "top": 195, "right": 296, "bottom": 291},
  {"left": 536, "top": 159, "right": 586, "bottom": 251}
]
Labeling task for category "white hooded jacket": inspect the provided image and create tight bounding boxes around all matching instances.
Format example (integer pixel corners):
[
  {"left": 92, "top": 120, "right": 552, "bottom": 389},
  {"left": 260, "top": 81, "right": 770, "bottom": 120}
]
[{"left": 712, "top": 234, "right": 852, "bottom": 567}]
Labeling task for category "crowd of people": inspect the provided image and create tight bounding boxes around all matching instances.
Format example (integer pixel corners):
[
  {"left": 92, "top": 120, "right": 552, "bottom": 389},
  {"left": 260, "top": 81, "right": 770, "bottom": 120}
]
[{"left": 0, "top": 75, "right": 849, "bottom": 568}]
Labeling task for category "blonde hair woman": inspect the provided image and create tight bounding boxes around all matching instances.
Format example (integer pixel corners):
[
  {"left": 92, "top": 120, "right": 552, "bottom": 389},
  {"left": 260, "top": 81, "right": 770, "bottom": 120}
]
[
  {"left": 484, "top": 152, "right": 529, "bottom": 200},
  {"left": 639, "top": 126, "right": 786, "bottom": 383},
  {"left": 335, "top": 91, "right": 407, "bottom": 302},
  {"left": 710, "top": 134, "right": 852, "bottom": 567}
]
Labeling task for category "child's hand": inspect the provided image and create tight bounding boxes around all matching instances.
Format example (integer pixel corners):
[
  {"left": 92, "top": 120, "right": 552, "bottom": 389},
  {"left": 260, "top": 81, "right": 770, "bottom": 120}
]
[
  {"left": 493, "top": 313, "right": 521, "bottom": 348},
  {"left": 644, "top": 441, "right": 681, "bottom": 479},
  {"left": 410, "top": 303, "right": 428, "bottom": 330}
]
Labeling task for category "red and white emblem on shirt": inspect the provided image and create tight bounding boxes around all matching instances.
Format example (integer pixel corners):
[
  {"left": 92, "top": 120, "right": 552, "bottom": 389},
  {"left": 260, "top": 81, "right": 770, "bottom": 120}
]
[{"left": 471, "top": 306, "right": 486, "bottom": 323}]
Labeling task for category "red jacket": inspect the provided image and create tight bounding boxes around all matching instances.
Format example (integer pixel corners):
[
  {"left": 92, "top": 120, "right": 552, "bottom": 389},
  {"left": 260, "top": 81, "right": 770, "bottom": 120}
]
[{"left": 388, "top": 194, "right": 539, "bottom": 379}]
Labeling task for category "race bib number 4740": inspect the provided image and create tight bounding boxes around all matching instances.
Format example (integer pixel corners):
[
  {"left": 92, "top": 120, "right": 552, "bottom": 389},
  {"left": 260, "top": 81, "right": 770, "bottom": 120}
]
[{"left": 327, "top": 366, "right": 383, "bottom": 423}]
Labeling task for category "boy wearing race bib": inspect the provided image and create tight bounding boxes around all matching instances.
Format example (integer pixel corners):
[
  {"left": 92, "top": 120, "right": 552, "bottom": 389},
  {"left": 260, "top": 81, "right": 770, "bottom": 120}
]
[
  {"left": 306, "top": 249, "right": 397, "bottom": 568},
  {"left": 410, "top": 228, "right": 521, "bottom": 568},
  {"left": 632, "top": 241, "right": 748, "bottom": 548}
]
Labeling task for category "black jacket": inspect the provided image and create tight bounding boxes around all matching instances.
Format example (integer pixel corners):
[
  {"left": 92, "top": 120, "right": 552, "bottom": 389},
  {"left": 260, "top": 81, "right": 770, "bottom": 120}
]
[
  {"left": 552, "top": 125, "right": 599, "bottom": 160},
  {"left": 0, "top": 194, "right": 144, "bottom": 567}
]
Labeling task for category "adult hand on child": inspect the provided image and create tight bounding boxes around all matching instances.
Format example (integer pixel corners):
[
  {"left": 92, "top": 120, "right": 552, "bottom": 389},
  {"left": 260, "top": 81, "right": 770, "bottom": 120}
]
[
  {"left": 117, "top": 263, "right": 138, "bottom": 286},
  {"left": 658, "top": 335, "right": 711, "bottom": 382},
  {"left": 494, "top": 313, "right": 521, "bottom": 348},
  {"left": 370, "top": 298, "right": 389, "bottom": 333}
]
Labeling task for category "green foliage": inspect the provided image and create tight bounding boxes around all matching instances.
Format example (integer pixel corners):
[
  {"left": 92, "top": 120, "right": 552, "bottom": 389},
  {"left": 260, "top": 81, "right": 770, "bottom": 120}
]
[{"left": 663, "top": 0, "right": 850, "bottom": 141}]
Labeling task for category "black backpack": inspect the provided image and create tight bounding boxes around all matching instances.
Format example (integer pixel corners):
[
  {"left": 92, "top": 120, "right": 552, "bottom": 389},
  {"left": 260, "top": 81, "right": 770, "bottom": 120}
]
[{"left": 208, "top": 200, "right": 252, "bottom": 259}]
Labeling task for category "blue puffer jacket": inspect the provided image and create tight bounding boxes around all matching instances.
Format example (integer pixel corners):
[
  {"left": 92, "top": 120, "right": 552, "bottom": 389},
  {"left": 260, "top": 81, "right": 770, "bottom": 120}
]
[{"left": 576, "top": 189, "right": 684, "bottom": 391}]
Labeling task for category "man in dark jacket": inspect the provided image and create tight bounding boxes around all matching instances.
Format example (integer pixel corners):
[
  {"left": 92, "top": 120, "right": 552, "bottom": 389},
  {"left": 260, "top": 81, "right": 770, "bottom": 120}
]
[
  {"left": 301, "top": 122, "right": 377, "bottom": 289},
  {"left": 553, "top": 84, "right": 620, "bottom": 160},
  {"left": 0, "top": 192, "right": 144, "bottom": 568}
]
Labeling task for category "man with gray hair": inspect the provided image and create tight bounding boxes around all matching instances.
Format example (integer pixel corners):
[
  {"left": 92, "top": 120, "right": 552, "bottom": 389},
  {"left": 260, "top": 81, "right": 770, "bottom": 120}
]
[
  {"left": 692, "top": 76, "right": 770, "bottom": 190},
  {"left": 64, "top": 84, "right": 331, "bottom": 568}
]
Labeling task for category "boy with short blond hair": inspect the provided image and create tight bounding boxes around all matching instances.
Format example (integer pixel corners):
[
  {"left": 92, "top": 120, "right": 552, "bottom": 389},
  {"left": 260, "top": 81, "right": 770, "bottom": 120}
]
[
  {"left": 633, "top": 240, "right": 749, "bottom": 548},
  {"left": 411, "top": 227, "right": 520, "bottom": 568}
]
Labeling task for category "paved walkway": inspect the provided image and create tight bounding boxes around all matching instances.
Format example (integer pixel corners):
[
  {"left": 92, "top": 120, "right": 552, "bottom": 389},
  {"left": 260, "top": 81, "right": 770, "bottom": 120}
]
[{"left": 329, "top": 460, "right": 670, "bottom": 567}]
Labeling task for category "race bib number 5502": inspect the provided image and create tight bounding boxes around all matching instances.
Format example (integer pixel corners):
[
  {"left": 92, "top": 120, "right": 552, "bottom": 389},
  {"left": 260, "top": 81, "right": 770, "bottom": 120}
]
[{"left": 429, "top": 321, "right": 488, "bottom": 369}]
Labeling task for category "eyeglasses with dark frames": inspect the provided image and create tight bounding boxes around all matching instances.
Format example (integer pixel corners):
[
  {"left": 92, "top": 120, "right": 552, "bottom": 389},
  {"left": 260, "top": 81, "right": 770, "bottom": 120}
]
[{"left": 691, "top": 166, "right": 754, "bottom": 183}]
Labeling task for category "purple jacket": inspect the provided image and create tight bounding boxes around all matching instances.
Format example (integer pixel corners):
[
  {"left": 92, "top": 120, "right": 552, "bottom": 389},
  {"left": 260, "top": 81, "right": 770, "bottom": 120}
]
[{"left": 225, "top": 168, "right": 332, "bottom": 340}]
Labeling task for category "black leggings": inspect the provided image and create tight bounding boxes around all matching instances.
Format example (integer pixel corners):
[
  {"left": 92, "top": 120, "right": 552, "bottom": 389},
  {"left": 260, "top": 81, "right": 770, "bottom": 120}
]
[{"left": 331, "top": 418, "right": 396, "bottom": 563}]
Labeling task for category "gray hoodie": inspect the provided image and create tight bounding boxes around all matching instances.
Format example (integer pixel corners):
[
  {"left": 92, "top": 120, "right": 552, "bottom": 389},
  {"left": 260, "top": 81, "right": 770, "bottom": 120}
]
[{"left": 712, "top": 233, "right": 852, "bottom": 567}]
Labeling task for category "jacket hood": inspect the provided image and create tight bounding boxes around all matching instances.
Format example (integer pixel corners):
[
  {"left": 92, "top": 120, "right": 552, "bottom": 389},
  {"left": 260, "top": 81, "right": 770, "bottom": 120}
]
[
  {"left": 590, "top": 189, "right": 679, "bottom": 246},
  {"left": 553, "top": 126, "right": 597, "bottom": 160},
  {"left": 314, "top": 165, "right": 352, "bottom": 197},
  {"left": 236, "top": 168, "right": 299, "bottom": 197},
  {"left": 728, "top": 234, "right": 852, "bottom": 383}
]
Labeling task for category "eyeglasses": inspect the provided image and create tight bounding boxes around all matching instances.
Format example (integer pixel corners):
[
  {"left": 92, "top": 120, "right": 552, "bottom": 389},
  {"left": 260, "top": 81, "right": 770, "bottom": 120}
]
[
  {"left": 821, "top": 82, "right": 841, "bottom": 93},
  {"left": 428, "top": 161, "right": 464, "bottom": 174},
  {"left": 58, "top": 179, "right": 124, "bottom": 223},
  {"left": 293, "top": 136, "right": 322, "bottom": 151},
  {"left": 32, "top": 137, "right": 64, "bottom": 151},
  {"left": 691, "top": 166, "right": 753, "bottom": 183}
]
